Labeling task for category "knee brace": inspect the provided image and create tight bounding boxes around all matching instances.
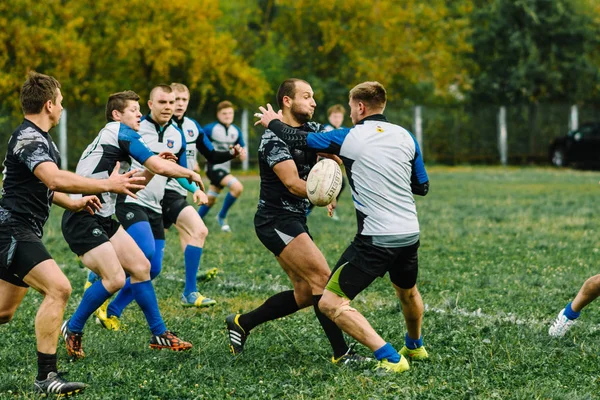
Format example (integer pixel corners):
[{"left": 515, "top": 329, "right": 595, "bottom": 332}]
[{"left": 226, "top": 177, "right": 239, "bottom": 188}]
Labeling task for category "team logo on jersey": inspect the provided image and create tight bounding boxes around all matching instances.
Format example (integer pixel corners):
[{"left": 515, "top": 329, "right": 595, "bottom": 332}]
[
  {"left": 187, "top": 130, "right": 194, "bottom": 137},
  {"left": 167, "top": 139, "right": 174, "bottom": 148},
  {"left": 126, "top": 212, "right": 134, "bottom": 220},
  {"left": 376, "top": 126, "right": 384, "bottom": 133},
  {"left": 92, "top": 228, "right": 102, "bottom": 237}
]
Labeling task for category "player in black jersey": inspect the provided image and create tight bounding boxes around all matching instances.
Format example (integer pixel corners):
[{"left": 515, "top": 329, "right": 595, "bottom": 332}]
[
  {"left": 0, "top": 72, "right": 144, "bottom": 396},
  {"left": 225, "top": 79, "right": 364, "bottom": 365}
]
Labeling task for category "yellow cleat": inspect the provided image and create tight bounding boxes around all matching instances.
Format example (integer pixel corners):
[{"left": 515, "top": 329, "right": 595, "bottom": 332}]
[
  {"left": 96, "top": 314, "right": 121, "bottom": 331},
  {"left": 399, "top": 345, "right": 429, "bottom": 361},
  {"left": 181, "top": 292, "right": 217, "bottom": 308},
  {"left": 375, "top": 356, "right": 410, "bottom": 373},
  {"left": 197, "top": 267, "right": 219, "bottom": 282}
]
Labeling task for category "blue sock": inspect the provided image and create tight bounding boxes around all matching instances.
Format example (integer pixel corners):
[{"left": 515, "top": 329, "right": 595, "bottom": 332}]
[
  {"left": 150, "top": 240, "right": 165, "bottom": 280},
  {"left": 374, "top": 342, "right": 400, "bottom": 363},
  {"left": 405, "top": 333, "right": 423, "bottom": 350},
  {"left": 68, "top": 280, "right": 111, "bottom": 333},
  {"left": 564, "top": 302, "right": 581, "bottom": 320},
  {"left": 198, "top": 205, "right": 211, "bottom": 218},
  {"left": 131, "top": 280, "right": 166, "bottom": 335},
  {"left": 126, "top": 222, "right": 156, "bottom": 260},
  {"left": 87, "top": 271, "right": 98, "bottom": 284},
  {"left": 107, "top": 279, "right": 133, "bottom": 318},
  {"left": 218, "top": 192, "right": 237, "bottom": 219},
  {"left": 183, "top": 245, "right": 203, "bottom": 296}
]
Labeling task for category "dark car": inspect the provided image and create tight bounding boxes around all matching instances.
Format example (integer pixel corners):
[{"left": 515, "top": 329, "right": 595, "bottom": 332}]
[{"left": 549, "top": 122, "right": 600, "bottom": 167}]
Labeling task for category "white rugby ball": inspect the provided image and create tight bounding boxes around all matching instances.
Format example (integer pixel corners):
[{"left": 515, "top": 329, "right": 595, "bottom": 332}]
[{"left": 306, "top": 158, "right": 343, "bottom": 206}]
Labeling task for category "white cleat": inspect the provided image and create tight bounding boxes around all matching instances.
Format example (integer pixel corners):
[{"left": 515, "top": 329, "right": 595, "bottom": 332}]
[{"left": 548, "top": 308, "right": 576, "bottom": 337}]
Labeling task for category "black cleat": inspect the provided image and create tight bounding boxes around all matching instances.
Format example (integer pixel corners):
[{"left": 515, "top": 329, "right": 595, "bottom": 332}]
[
  {"left": 225, "top": 314, "right": 248, "bottom": 356},
  {"left": 332, "top": 343, "right": 373, "bottom": 366},
  {"left": 34, "top": 371, "right": 87, "bottom": 397}
]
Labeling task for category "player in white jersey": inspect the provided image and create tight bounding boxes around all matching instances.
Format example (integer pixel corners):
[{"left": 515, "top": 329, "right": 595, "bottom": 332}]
[
  {"left": 256, "top": 81, "right": 430, "bottom": 374},
  {"left": 164, "top": 83, "right": 245, "bottom": 307},
  {"left": 198, "top": 101, "right": 247, "bottom": 232},
  {"left": 60, "top": 90, "right": 205, "bottom": 358}
]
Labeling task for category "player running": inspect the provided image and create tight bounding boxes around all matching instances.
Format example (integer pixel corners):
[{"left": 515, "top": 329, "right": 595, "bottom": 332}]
[
  {"left": 165, "top": 83, "right": 245, "bottom": 306},
  {"left": 0, "top": 72, "right": 144, "bottom": 396},
  {"left": 198, "top": 101, "right": 247, "bottom": 232},
  {"left": 255, "top": 81, "right": 430, "bottom": 373},
  {"left": 60, "top": 89, "right": 205, "bottom": 358},
  {"left": 225, "top": 79, "right": 365, "bottom": 365}
]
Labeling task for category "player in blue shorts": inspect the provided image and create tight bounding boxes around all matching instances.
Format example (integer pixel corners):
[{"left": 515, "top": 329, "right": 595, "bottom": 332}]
[
  {"left": 61, "top": 89, "right": 205, "bottom": 358},
  {"left": 165, "top": 83, "right": 245, "bottom": 306},
  {"left": 198, "top": 101, "right": 247, "bottom": 232},
  {"left": 256, "top": 81, "right": 430, "bottom": 373}
]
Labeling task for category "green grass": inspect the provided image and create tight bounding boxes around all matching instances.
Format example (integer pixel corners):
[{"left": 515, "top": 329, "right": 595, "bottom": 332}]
[{"left": 2, "top": 167, "right": 600, "bottom": 399}]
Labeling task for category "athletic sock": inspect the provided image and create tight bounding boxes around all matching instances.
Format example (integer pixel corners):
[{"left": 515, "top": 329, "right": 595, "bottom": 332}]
[
  {"left": 183, "top": 245, "right": 203, "bottom": 296},
  {"left": 198, "top": 205, "right": 211, "bottom": 218},
  {"left": 374, "top": 342, "right": 400, "bottom": 363},
  {"left": 238, "top": 290, "right": 299, "bottom": 332},
  {"left": 68, "top": 280, "right": 111, "bottom": 333},
  {"left": 404, "top": 333, "right": 423, "bottom": 350},
  {"left": 36, "top": 352, "right": 57, "bottom": 381},
  {"left": 131, "top": 280, "right": 166, "bottom": 335},
  {"left": 107, "top": 279, "right": 133, "bottom": 318},
  {"left": 564, "top": 301, "right": 581, "bottom": 320},
  {"left": 312, "top": 294, "right": 349, "bottom": 358},
  {"left": 218, "top": 192, "right": 238, "bottom": 219}
]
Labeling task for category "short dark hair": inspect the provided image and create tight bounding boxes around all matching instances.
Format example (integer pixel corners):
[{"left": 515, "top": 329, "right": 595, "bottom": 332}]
[
  {"left": 349, "top": 81, "right": 386, "bottom": 110},
  {"left": 20, "top": 71, "right": 61, "bottom": 115},
  {"left": 149, "top": 84, "right": 173, "bottom": 100},
  {"left": 276, "top": 78, "right": 309, "bottom": 109},
  {"left": 106, "top": 90, "right": 140, "bottom": 122},
  {"left": 217, "top": 100, "right": 234, "bottom": 112},
  {"left": 327, "top": 104, "right": 346, "bottom": 116}
]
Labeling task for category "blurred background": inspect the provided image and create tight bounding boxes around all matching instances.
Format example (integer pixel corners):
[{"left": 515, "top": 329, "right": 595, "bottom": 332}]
[{"left": 0, "top": 0, "right": 599, "bottom": 168}]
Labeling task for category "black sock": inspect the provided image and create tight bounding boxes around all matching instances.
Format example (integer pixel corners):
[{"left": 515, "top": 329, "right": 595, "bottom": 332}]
[
  {"left": 238, "top": 290, "right": 299, "bottom": 332},
  {"left": 37, "top": 351, "right": 57, "bottom": 381},
  {"left": 312, "top": 295, "right": 349, "bottom": 359}
]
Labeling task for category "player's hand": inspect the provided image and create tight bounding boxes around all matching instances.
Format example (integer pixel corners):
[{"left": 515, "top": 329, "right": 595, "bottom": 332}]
[
  {"left": 317, "top": 152, "right": 343, "bottom": 166},
  {"left": 71, "top": 195, "right": 102, "bottom": 215},
  {"left": 187, "top": 171, "right": 205, "bottom": 192},
  {"left": 230, "top": 144, "right": 247, "bottom": 161},
  {"left": 159, "top": 152, "right": 178, "bottom": 162},
  {"left": 108, "top": 162, "right": 146, "bottom": 198},
  {"left": 327, "top": 198, "right": 337, "bottom": 217},
  {"left": 254, "top": 104, "right": 283, "bottom": 127},
  {"left": 192, "top": 189, "right": 208, "bottom": 205}
]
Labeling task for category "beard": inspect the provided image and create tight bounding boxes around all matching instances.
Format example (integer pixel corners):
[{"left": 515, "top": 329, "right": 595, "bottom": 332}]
[{"left": 290, "top": 103, "right": 313, "bottom": 125}]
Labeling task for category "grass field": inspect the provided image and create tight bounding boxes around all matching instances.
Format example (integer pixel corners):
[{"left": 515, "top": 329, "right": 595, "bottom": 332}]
[{"left": 2, "top": 166, "right": 600, "bottom": 399}]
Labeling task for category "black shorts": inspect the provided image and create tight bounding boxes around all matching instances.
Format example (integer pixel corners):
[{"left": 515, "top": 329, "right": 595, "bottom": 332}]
[
  {"left": 62, "top": 210, "right": 121, "bottom": 256},
  {"left": 325, "top": 236, "right": 419, "bottom": 300},
  {"left": 206, "top": 167, "right": 229, "bottom": 189},
  {"left": 254, "top": 212, "right": 311, "bottom": 256},
  {"left": 0, "top": 223, "right": 52, "bottom": 288},
  {"left": 116, "top": 203, "right": 165, "bottom": 240},
  {"left": 162, "top": 190, "right": 190, "bottom": 229}
]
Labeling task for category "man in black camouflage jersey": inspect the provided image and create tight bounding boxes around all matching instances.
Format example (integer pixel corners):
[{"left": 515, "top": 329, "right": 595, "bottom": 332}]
[{"left": 225, "top": 79, "right": 365, "bottom": 365}]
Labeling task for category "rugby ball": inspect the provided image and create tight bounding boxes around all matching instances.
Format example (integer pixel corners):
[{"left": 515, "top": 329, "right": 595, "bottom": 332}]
[{"left": 306, "top": 159, "right": 343, "bottom": 206}]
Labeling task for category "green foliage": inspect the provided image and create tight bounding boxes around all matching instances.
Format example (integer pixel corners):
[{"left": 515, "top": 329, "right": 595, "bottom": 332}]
[{"left": 2, "top": 169, "right": 600, "bottom": 398}]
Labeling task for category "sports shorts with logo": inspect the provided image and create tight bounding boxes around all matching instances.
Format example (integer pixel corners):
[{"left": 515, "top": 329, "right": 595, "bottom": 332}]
[
  {"left": 326, "top": 235, "right": 420, "bottom": 300},
  {"left": 254, "top": 211, "right": 312, "bottom": 256},
  {"left": 116, "top": 203, "right": 165, "bottom": 240},
  {"left": 62, "top": 210, "right": 121, "bottom": 256},
  {"left": 0, "top": 221, "right": 52, "bottom": 288},
  {"left": 206, "top": 167, "right": 229, "bottom": 189},
  {"left": 162, "top": 189, "right": 190, "bottom": 229}
]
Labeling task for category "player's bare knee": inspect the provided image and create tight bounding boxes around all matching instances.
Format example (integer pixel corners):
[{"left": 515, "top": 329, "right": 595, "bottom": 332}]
[
  {"left": 0, "top": 310, "right": 15, "bottom": 324},
  {"left": 294, "top": 288, "right": 313, "bottom": 308},
  {"left": 397, "top": 285, "right": 418, "bottom": 304},
  {"left": 48, "top": 280, "right": 72, "bottom": 305},
  {"left": 128, "top": 259, "right": 151, "bottom": 281},
  {"left": 103, "top": 271, "right": 126, "bottom": 293},
  {"left": 230, "top": 182, "right": 243, "bottom": 197},
  {"left": 327, "top": 298, "right": 356, "bottom": 322},
  {"left": 196, "top": 224, "right": 208, "bottom": 241}
]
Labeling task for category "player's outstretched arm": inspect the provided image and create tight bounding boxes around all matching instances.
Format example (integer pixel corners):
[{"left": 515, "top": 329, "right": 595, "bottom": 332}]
[
  {"left": 273, "top": 160, "right": 307, "bottom": 198},
  {"left": 143, "top": 155, "right": 205, "bottom": 192},
  {"left": 53, "top": 192, "right": 102, "bottom": 214},
  {"left": 34, "top": 161, "right": 146, "bottom": 198}
]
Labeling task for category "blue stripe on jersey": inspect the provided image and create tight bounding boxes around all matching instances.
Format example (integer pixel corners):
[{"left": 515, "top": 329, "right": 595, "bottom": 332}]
[
  {"left": 234, "top": 125, "right": 246, "bottom": 147},
  {"left": 306, "top": 128, "right": 351, "bottom": 154},
  {"left": 118, "top": 123, "right": 154, "bottom": 165},
  {"left": 192, "top": 119, "right": 215, "bottom": 151},
  {"left": 203, "top": 122, "right": 217, "bottom": 138},
  {"left": 173, "top": 125, "right": 188, "bottom": 168},
  {"left": 409, "top": 133, "right": 428, "bottom": 184}
]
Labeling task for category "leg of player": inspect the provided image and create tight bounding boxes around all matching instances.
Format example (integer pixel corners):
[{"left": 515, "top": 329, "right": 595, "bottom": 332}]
[
  {"left": 216, "top": 175, "right": 243, "bottom": 232},
  {"left": 549, "top": 274, "right": 600, "bottom": 337},
  {"left": 22, "top": 260, "right": 88, "bottom": 394},
  {"left": 63, "top": 242, "right": 127, "bottom": 358},
  {"left": 173, "top": 206, "right": 216, "bottom": 307},
  {"left": 198, "top": 186, "right": 220, "bottom": 219},
  {"left": 0, "top": 280, "right": 28, "bottom": 324},
  {"left": 111, "top": 228, "right": 192, "bottom": 351},
  {"left": 394, "top": 284, "right": 428, "bottom": 361}
]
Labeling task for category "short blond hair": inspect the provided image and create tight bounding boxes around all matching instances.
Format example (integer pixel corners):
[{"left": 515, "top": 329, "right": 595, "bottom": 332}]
[
  {"left": 170, "top": 82, "right": 189, "bottom": 93},
  {"left": 349, "top": 81, "right": 386, "bottom": 110},
  {"left": 327, "top": 104, "right": 346, "bottom": 117}
]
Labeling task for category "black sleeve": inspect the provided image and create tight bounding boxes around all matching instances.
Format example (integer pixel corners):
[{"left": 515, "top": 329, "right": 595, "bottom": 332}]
[
  {"left": 196, "top": 137, "right": 234, "bottom": 163},
  {"left": 267, "top": 120, "right": 310, "bottom": 149},
  {"left": 411, "top": 181, "right": 429, "bottom": 196}
]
